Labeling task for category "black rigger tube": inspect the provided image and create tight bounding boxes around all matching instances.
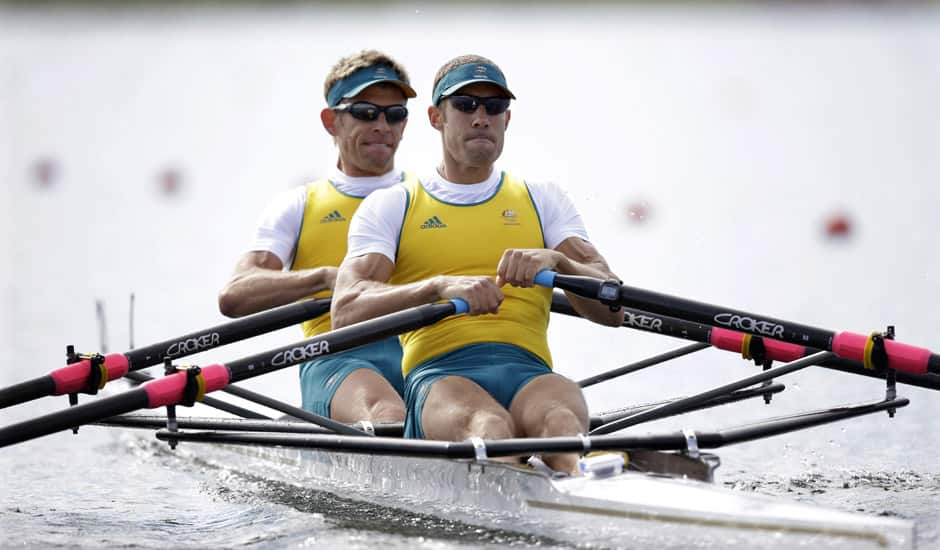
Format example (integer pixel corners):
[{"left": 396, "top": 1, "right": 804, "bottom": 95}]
[
  {"left": 152, "top": 396, "right": 907, "bottom": 459},
  {"left": 590, "top": 351, "right": 835, "bottom": 434},
  {"left": 577, "top": 343, "right": 711, "bottom": 388}
]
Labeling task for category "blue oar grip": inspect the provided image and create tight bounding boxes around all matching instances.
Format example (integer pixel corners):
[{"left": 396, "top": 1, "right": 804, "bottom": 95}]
[
  {"left": 449, "top": 298, "right": 469, "bottom": 315},
  {"left": 534, "top": 270, "right": 557, "bottom": 288}
]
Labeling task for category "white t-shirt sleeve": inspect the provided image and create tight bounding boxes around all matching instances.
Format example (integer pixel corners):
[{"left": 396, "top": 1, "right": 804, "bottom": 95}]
[
  {"left": 248, "top": 185, "right": 308, "bottom": 266},
  {"left": 527, "top": 181, "right": 590, "bottom": 249},
  {"left": 346, "top": 185, "right": 409, "bottom": 263}
]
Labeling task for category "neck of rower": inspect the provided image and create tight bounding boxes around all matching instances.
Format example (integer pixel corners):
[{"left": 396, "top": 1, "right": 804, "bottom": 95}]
[{"left": 437, "top": 156, "right": 493, "bottom": 184}]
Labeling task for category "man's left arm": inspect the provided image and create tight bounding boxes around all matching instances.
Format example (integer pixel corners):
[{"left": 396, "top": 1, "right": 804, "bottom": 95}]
[{"left": 495, "top": 238, "right": 624, "bottom": 326}]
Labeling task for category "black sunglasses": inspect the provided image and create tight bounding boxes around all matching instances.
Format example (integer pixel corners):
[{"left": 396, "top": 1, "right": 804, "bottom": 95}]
[
  {"left": 447, "top": 95, "right": 511, "bottom": 116},
  {"left": 333, "top": 102, "right": 408, "bottom": 124}
]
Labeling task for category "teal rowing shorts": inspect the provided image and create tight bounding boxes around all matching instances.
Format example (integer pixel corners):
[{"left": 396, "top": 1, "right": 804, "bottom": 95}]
[
  {"left": 299, "top": 336, "right": 404, "bottom": 417},
  {"left": 403, "top": 342, "right": 552, "bottom": 439}
]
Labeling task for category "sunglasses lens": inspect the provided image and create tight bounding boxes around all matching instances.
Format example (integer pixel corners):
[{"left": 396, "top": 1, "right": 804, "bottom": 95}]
[
  {"left": 483, "top": 98, "right": 511, "bottom": 115},
  {"left": 448, "top": 96, "right": 509, "bottom": 115},
  {"left": 344, "top": 103, "right": 407, "bottom": 124},
  {"left": 347, "top": 103, "right": 380, "bottom": 121},
  {"left": 449, "top": 96, "right": 480, "bottom": 113},
  {"left": 384, "top": 105, "right": 408, "bottom": 124}
]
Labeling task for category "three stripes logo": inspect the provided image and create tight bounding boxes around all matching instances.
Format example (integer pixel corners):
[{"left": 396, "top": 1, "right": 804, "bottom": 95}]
[
  {"left": 320, "top": 210, "right": 346, "bottom": 223},
  {"left": 420, "top": 215, "right": 447, "bottom": 229}
]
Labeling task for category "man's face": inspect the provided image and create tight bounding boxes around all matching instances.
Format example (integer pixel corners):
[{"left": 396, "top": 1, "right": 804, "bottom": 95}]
[
  {"left": 322, "top": 83, "right": 408, "bottom": 177},
  {"left": 432, "top": 82, "right": 510, "bottom": 169}
]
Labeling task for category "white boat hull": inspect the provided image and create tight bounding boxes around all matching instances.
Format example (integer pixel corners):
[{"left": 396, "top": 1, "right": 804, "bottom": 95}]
[{"left": 204, "top": 443, "right": 915, "bottom": 549}]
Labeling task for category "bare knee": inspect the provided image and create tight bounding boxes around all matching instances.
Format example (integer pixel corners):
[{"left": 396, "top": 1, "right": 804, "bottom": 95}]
[
  {"left": 510, "top": 374, "right": 589, "bottom": 438},
  {"left": 466, "top": 408, "right": 515, "bottom": 440},
  {"left": 537, "top": 406, "right": 587, "bottom": 439},
  {"left": 425, "top": 406, "right": 515, "bottom": 440},
  {"left": 366, "top": 396, "right": 405, "bottom": 424}
]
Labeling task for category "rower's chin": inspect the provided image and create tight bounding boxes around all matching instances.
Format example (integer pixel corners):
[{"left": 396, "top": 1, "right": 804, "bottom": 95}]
[{"left": 359, "top": 145, "right": 393, "bottom": 166}]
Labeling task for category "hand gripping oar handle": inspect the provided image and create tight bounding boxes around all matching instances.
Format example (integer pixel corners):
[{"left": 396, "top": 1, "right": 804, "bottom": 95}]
[
  {"left": 0, "top": 299, "right": 468, "bottom": 448},
  {"left": 0, "top": 298, "right": 331, "bottom": 409},
  {"left": 535, "top": 270, "right": 940, "bottom": 375}
]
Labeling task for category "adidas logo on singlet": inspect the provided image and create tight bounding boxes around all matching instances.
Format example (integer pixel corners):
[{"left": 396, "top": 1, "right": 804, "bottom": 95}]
[
  {"left": 320, "top": 210, "right": 346, "bottom": 223},
  {"left": 420, "top": 215, "right": 447, "bottom": 229}
]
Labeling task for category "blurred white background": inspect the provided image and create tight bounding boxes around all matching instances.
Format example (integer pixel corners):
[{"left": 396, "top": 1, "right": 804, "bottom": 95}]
[{"left": 2, "top": 3, "right": 939, "bottom": 470}]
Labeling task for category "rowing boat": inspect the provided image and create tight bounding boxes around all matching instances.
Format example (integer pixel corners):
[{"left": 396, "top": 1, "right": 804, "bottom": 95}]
[
  {"left": 225, "top": 442, "right": 912, "bottom": 549},
  {"left": 96, "top": 413, "right": 913, "bottom": 549},
  {"left": 2, "top": 271, "right": 937, "bottom": 548}
]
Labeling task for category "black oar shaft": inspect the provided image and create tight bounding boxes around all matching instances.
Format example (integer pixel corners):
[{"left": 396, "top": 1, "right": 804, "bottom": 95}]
[
  {"left": 0, "top": 377, "right": 56, "bottom": 409},
  {"left": 554, "top": 274, "right": 832, "bottom": 345},
  {"left": 123, "top": 298, "right": 330, "bottom": 369},
  {"left": 0, "top": 389, "right": 150, "bottom": 447},
  {"left": 553, "top": 292, "right": 940, "bottom": 391},
  {"left": 544, "top": 273, "right": 939, "bottom": 376},
  {"left": 552, "top": 291, "right": 714, "bottom": 342},
  {"left": 0, "top": 300, "right": 464, "bottom": 448},
  {"left": 223, "top": 301, "right": 459, "bottom": 382},
  {"left": 124, "top": 371, "right": 270, "bottom": 420},
  {"left": 125, "top": 369, "right": 360, "bottom": 434},
  {"left": 0, "top": 298, "right": 330, "bottom": 410},
  {"left": 619, "top": 285, "right": 833, "bottom": 349}
]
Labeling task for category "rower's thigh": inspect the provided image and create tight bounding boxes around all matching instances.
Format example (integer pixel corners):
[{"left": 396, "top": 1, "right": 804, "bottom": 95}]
[
  {"left": 509, "top": 374, "right": 589, "bottom": 438},
  {"left": 421, "top": 376, "right": 515, "bottom": 440}
]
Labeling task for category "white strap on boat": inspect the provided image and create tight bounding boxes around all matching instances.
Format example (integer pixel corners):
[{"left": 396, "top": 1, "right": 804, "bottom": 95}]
[
  {"left": 356, "top": 421, "right": 375, "bottom": 435},
  {"left": 578, "top": 433, "right": 592, "bottom": 454},
  {"left": 526, "top": 455, "right": 555, "bottom": 476},
  {"left": 470, "top": 436, "right": 488, "bottom": 462},
  {"left": 682, "top": 428, "right": 700, "bottom": 459}
]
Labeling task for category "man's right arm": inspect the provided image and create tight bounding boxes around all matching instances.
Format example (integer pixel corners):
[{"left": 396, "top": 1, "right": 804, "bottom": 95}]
[
  {"left": 331, "top": 253, "right": 503, "bottom": 329},
  {"left": 219, "top": 185, "right": 333, "bottom": 318},
  {"left": 218, "top": 252, "right": 336, "bottom": 318}
]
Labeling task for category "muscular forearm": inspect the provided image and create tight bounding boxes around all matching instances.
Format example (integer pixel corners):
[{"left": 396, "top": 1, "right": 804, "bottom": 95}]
[
  {"left": 218, "top": 267, "right": 334, "bottom": 318},
  {"left": 331, "top": 276, "right": 442, "bottom": 329}
]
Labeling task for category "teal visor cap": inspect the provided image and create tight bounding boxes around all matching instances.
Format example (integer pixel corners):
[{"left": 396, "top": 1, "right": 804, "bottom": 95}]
[
  {"left": 327, "top": 64, "right": 417, "bottom": 107},
  {"left": 432, "top": 62, "right": 516, "bottom": 105}
]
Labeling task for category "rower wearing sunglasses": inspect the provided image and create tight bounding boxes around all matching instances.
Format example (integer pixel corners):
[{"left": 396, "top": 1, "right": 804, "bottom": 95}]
[
  {"left": 218, "top": 50, "right": 416, "bottom": 424},
  {"left": 332, "top": 55, "right": 623, "bottom": 473}
]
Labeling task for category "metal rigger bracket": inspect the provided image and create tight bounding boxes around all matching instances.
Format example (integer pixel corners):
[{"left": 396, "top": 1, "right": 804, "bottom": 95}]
[
  {"left": 65, "top": 344, "right": 108, "bottom": 434},
  {"left": 868, "top": 326, "right": 898, "bottom": 418},
  {"left": 738, "top": 335, "right": 776, "bottom": 405},
  {"left": 162, "top": 357, "right": 206, "bottom": 449}
]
